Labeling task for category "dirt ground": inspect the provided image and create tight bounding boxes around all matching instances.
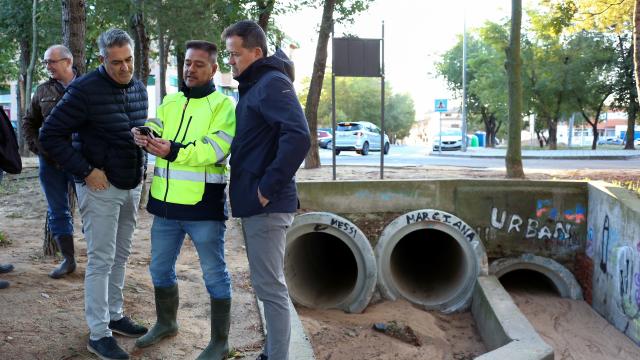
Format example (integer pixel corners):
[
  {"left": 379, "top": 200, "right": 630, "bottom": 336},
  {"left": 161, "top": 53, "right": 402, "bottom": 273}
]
[{"left": 0, "top": 160, "right": 639, "bottom": 360}]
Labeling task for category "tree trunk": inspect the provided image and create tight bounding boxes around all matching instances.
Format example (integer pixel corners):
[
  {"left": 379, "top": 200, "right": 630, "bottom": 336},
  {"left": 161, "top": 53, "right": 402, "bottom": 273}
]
[
  {"left": 505, "top": 0, "right": 524, "bottom": 178},
  {"left": 158, "top": 25, "right": 170, "bottom": 100},
  {"left": 303, "top": 0, "right": 335, "bottom": 169},
  {"left": 130, "top": 1, "right": 150, "bottom": 85},
  {"left": 17, "top": 39, "right": 29, "bottom": 155},
  {"left": 634, "top": 0, "right": 640, "bottom": 119},
  {"left": 627, "top": 96, "right": 639, "bottom": 149},
  {"left": 61, "top": 0, "right": 86, "bottom": 75},
  {"left": 547, "top": 119, "right": 558, "bottom": 149},
  {"left": 256, "top": 0, "right": 275, "bottom": 34},
  {"left": 176, "top": 46, "right": 185, "bottom": 88}
]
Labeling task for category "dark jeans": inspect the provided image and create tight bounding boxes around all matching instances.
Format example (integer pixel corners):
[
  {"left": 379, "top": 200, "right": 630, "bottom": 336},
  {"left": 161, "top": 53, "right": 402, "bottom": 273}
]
[{"left": 39, "top": 155, "right": 74, "bottom": 236}]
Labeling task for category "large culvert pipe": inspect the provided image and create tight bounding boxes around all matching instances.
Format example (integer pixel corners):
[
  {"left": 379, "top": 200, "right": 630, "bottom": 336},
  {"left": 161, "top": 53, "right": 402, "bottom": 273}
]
[
  {"left": 284, "top": 212, "right": 377, "bottom": 313},
  {"left": 375, "top": 209, "right": 488, "bottom": 313},
  {"left": 490, "top": 254, "right": 583, "bottom": 300}
]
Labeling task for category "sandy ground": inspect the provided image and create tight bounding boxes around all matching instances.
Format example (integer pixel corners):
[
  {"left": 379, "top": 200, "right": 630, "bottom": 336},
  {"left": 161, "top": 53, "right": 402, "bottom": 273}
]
[
  {"left": 501, "top": 272, "right": 640, "bottom": 360},
  {"left": 1, "top": 160, "right": 639, "bottom": 360}
]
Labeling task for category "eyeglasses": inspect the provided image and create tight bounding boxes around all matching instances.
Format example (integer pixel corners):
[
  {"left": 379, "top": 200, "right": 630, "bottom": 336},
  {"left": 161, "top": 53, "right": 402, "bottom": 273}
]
[{"left": 41, "top": 58, "right": 69, "bottom": 66}]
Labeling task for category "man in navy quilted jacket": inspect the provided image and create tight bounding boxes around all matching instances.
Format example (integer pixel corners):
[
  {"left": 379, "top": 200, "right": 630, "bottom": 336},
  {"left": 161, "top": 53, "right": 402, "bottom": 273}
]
[
  {"left": 223, "top": 20, "right": 311, "bottom": 360},
  {"left": 40, "top": 28, "right": 148, "bottom": 360}
]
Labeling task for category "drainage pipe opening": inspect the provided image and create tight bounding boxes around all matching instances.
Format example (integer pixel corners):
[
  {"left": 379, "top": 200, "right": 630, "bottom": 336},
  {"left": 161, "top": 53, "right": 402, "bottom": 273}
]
[
  {"left": 390, "top": 228, "right": 468, "bottom": 304},
  {"left": 285, "top": 212, "right": 377, "bottom": 313},
  {"left": 286, "top": 232, "right": 358, "bottom": 308},
  {"left": 376, "top": 209, "right": 488, "bottom": 313},
  {"left": 498, "top": 269, "right": 560, "bottom": 296}
]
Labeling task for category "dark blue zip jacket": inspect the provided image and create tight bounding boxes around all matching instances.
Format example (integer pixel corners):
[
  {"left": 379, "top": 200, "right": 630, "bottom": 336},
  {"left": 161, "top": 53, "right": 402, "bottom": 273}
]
[
  {"left": 40, "top": 65, "right": 148, "bottom": 190},
  {"left": 229, "top": 49, "right": 310, "bottom": 217}
]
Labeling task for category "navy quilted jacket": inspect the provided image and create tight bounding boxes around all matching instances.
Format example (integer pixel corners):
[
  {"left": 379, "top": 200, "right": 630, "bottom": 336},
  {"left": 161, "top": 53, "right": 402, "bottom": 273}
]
[{"left": 40, "top": 65, "right": 148, "bottom": 190}]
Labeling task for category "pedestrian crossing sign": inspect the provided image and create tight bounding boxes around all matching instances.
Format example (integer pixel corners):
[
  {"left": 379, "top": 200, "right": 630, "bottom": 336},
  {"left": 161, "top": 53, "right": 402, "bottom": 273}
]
[{"left": 435, "top": 99, "right": 448, "bottom": 112}]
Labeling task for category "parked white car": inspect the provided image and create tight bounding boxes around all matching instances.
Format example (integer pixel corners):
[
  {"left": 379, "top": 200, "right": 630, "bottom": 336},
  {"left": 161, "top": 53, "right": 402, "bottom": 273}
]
[
  {"left": 333, "top": 121, "right": 390, "bottom": 156},
  {"left": 635, "top": 138, "right": 640, "bottom": 147},
  {"left": 433, "top": 129, "right": 463, "bottom": 151}
]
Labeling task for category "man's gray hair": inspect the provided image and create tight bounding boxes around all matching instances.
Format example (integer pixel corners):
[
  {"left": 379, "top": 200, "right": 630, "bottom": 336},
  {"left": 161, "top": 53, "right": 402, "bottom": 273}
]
[
  {"left": 46, "top": 44, "right": 73, "bottom": 60},
  {"left": 98, "top": 28, "right": 134, "bottom": 58}
]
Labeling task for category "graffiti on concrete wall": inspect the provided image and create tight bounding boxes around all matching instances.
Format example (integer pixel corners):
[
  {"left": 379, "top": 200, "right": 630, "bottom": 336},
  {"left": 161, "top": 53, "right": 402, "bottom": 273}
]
[
  {"left": 593, "top": 212, "right": 640, "bottom": 331},
  {"left": 489, "top": 200, "right": 584, "bottom": 246}
]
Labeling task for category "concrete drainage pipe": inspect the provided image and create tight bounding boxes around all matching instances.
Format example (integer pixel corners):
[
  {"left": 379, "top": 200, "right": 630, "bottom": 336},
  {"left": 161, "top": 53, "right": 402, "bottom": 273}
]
[
  {"left": 284, "top": 212, "right": 377, "bottom": 313},
  {"left": 375, "top": 209, "right": 488, "bottom": 313}
]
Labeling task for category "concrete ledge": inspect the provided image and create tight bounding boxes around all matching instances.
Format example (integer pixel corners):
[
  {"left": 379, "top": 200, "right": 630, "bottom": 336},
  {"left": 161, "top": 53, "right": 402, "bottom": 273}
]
[
  {"left": 472, "top": 276, "right": 553, "bottom": 360},
  {"left": 257, "top": 298, "right": 315, "bottom": 360}
]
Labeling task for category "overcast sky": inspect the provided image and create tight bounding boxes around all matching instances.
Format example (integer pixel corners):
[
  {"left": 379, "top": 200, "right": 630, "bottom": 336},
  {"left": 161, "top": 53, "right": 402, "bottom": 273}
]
[{"left": 276, "top": 0, "right": 524, "bottom": 119}]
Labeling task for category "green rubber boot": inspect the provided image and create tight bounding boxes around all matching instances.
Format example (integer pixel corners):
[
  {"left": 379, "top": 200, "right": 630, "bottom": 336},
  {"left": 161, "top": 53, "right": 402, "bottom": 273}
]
[
  {"left": 135, "top": 285, "right": 179, "bottom": 348},
  {"left": 195, "top": 298, "right": 231, "bottom": 360}
]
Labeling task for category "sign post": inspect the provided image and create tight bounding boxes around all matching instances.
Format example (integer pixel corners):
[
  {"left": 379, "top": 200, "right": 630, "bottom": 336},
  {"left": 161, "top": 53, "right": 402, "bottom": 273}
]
[{"left": 435, "top": 99, "right": 448, "bottom": 154}]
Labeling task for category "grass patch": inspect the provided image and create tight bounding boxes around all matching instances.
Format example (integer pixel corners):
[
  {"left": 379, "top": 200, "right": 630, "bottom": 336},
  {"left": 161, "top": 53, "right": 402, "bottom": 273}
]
[{"left": 0, "top": 230, "right": 12, "bottom": 246}]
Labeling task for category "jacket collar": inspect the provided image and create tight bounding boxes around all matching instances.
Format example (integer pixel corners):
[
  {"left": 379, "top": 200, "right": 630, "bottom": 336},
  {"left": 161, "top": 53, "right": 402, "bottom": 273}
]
[{"left": 180, "top": 80, "right": 216, "bottom": 99}]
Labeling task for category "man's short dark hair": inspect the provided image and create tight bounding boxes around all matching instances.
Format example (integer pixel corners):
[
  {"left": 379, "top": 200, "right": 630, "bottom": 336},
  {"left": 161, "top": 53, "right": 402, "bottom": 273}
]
[
  {"left": 222, "top": 20, "right": 268, "bottom": 57},
  {"left": 98, "top": 28, "right": 134, "bottom": 58},
  {"left": 185, "top": 40, "right": 218, "bottom": 63}
]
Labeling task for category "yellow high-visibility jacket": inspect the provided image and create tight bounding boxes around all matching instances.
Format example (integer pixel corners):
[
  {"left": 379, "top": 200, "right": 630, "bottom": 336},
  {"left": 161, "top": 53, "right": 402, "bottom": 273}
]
[{"left": 146, "top": 85, "right": 236, "bottom": 220}]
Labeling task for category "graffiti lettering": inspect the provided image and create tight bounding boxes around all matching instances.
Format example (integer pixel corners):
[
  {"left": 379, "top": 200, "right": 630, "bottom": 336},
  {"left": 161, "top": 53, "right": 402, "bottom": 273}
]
[
  {"left": 600, "top": 215, "right": 609, "bottom": 273},
  {"left": 330, "top": 218, "right": 357, "bottom": 239},
  {"left": 491, "top": 208, "right": 507, "bottom": 229},
  {"left": 507, "top": 215, "right": 523, "bottom": 233},
  {"left": 405, "top": 210, "right": 476, "bottom": 242},
  {"left": 490, "top": 207, "right": 578, "bottom": 243}
]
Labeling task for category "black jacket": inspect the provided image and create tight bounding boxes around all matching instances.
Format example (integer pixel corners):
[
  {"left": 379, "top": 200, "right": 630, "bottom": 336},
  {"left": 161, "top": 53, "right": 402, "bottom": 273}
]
[
  {"left": 40, "top": 65, "right": 148, "bottom": 190},
  {"left": 229, "top": 49, "right": 310, "bottom": 217}
]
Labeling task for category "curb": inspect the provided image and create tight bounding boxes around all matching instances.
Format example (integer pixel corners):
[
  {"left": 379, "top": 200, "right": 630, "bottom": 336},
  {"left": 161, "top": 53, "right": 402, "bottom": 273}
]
[
  {"left": 472, "top": 276, "right": 553, "bottom": 360},
  {"left": 256, "top": 297, "right": 315, "bottom": 360}
]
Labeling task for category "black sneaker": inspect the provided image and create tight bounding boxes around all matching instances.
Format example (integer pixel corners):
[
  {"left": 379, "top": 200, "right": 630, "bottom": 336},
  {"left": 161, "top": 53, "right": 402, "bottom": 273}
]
[
  {"left": 0, "top": 263, "right": 14, "bottom": 274},
  {"left": 109, "top": 316, "right": 148, "bottom": 337},
  {"left": 256, "top": 354, "right": 268, "bottom": 360},
  {"left": 0, "top": 279, "right": 9, "bottom": 289},
  {"left": 87, "top": 336, "right": 129, "bottom": 360}
]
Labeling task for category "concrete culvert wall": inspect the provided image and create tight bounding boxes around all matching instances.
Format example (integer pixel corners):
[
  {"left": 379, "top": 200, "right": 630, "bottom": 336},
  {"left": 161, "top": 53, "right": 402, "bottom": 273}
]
[
  {"left": 490, "top": 254, "right": 583, "bottom": 300},
  {"left": 284, "top": 212, "right": 377, "bottom": 313},
  {"left": 375, "top": 209, "right": 488, "bottom": 313}
]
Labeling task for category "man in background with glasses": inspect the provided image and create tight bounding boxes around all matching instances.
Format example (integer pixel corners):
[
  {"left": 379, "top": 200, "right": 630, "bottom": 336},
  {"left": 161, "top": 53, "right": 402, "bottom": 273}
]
[{"left": 23, "top": 44, "right": 78, "bottom": 279}]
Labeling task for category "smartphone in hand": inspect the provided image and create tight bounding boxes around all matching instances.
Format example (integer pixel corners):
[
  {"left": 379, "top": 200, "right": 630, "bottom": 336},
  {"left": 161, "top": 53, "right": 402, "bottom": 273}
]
[{"left": 136, "top": 126, "right": 154, "bottom": 138}]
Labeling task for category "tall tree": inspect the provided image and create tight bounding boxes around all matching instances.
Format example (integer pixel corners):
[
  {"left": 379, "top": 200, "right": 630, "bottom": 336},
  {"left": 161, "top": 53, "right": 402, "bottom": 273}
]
[
  {"left": 505, "top": 0, "right": 524, "bottom": 178},
  {"left": 572, "top": 0, "right": 637, "bottom": 148},
  {"left": 130, "top": 0, "right": 150, "bottom": 84},
  {"left": 304, "top": 0, "right": 335, "bottom": 169},
  {"left": 256, "top": 0, "right": 276, "bottom": 32},
  {"left": 62, "top": 0, "right": 86, "bottom": 74},
  {"left": 636, "top": 0, "right": 640, "bottom": 100},
  {"left": 303, "top": 0, "right": 372, "bottom": 169}
]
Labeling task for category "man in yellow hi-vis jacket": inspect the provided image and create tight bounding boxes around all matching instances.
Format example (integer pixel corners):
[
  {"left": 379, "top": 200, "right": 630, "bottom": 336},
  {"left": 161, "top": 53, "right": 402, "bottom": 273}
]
[{"left": 132, "top": 40, "right": 236, "bottom": 360}]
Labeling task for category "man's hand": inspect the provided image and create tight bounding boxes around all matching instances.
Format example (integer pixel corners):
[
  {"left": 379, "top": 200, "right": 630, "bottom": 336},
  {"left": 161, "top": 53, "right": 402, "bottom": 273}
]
[
  {"left": 257, "top": 188, "right": 270, "bottom": 207},
  {"left": 85, "top": 168, "right": 109, "bottom": 192},
  {"left": 131, "top": 127, "right": 153, "bottom": 148},
  {"left": 145, "top": 137, "right": 172, "bottom": 158}
]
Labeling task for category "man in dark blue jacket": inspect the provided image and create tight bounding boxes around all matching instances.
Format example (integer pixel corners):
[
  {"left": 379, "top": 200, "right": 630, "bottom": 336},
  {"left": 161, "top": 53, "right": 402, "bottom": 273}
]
[
  {"left": 223, "top": 20, "right": 310, "bottom": 360},
  {"left": 40, "top": 28, "right": 148, "bottom": 360}
]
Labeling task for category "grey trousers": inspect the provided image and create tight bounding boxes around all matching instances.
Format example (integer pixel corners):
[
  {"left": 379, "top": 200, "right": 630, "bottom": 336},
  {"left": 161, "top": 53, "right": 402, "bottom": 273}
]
[
  {"left": 76, "top": 183, "right": 142, "bottom": 340},
  {"left": 241, "top": 212, "right": 295, "bottom": 360}
]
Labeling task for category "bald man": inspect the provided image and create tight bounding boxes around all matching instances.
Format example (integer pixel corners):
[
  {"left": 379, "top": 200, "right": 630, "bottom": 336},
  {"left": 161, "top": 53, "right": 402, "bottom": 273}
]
[{"left": 23, "top": 44, "right": 78, "bottom": 279}]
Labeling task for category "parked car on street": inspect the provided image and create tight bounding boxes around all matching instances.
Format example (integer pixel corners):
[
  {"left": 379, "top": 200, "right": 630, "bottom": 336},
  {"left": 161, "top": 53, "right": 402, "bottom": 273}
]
[
  {"left": 432, "top": 129, "right": 463, "bottom": 151},
  {"left": 333, "top": 121, "right": 390, "bottom": 156},
  {"left": 317, "top": 130, "right": 332, "bottom": 148},
  {"left": 634, "top": 138, "right": 640, "bottom": 147},
  {"left": 597, "top": 136, "right": 623, "bottom": 145}
]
